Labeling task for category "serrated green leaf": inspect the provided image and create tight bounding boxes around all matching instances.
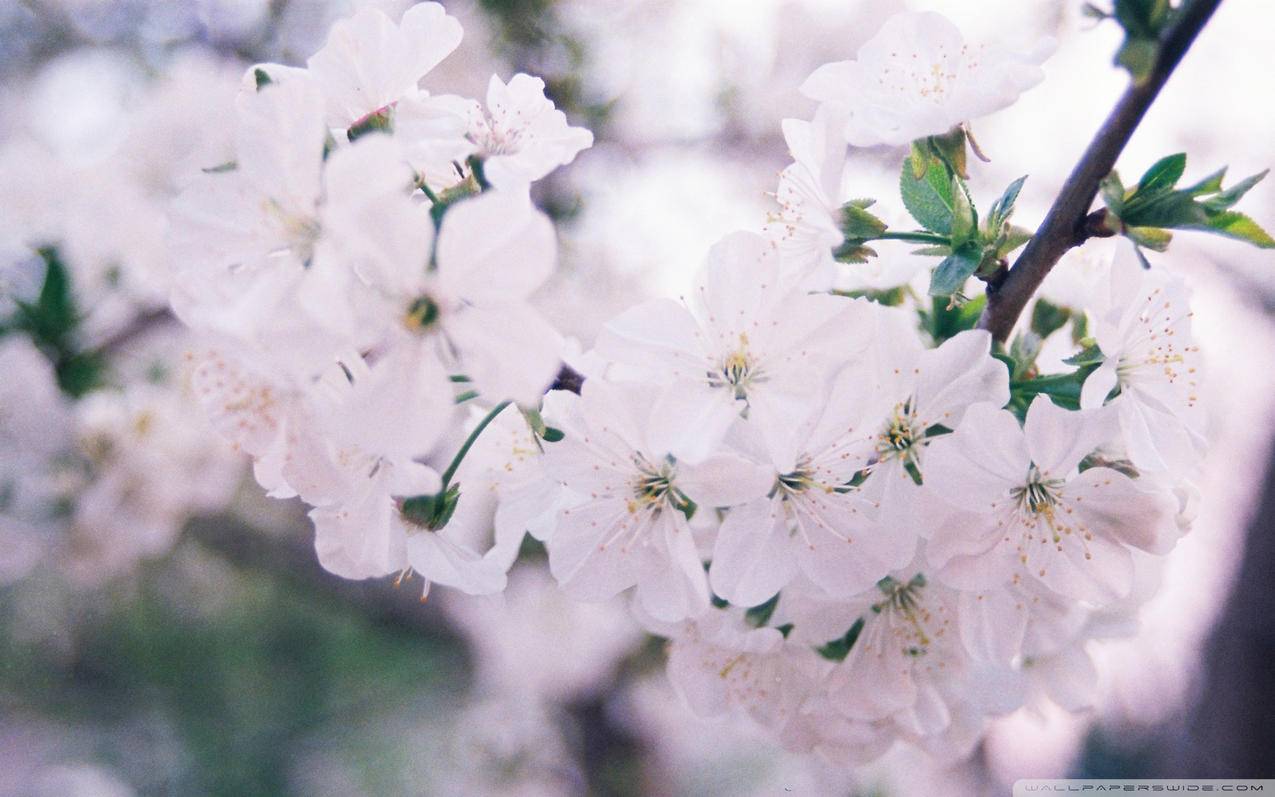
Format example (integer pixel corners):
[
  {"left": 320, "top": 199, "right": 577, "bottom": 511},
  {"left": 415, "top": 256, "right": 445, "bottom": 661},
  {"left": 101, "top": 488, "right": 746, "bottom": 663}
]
[
  {"left": 900, "top": 157, "right": 956, "bottom": 235},
  {"left": 1188, "top": 211, "right": 1275, "bottom": 248},
  {"left": 928, "top": 246, "right": 981, "bottom": 297},
  {"left": 1200, "top": 169, "right": 1268, "bottom": 212},
  {"left": 1136, "top": 153, "right": 1186, "bottom": 195}
]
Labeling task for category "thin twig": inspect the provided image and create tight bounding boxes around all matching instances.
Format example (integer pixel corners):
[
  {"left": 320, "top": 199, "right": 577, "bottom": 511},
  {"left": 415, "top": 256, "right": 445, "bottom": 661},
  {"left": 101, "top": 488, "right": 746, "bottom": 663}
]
[{"left": 978, "top": 0, "right": 1224, "bottom": 343}]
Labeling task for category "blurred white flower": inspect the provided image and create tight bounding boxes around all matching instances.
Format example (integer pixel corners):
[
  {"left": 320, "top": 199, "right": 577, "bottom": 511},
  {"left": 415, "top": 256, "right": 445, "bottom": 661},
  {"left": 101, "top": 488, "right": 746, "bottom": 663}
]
[{"left": 801, "top": 10, "right": 1049, "bottom": 147}]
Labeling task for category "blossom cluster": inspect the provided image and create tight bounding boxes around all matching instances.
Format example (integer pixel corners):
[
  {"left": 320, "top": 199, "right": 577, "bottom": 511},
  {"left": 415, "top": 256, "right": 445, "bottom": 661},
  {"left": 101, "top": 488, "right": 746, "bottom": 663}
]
[
  {"left": 166, "top": 4, "right": 1212, "bottom": 767},
  {"left": 0, "top": 52, "right": 248, "bottom": 587},
  {"left": 173, "top": 3, "right": 591, "bottom": 598}
]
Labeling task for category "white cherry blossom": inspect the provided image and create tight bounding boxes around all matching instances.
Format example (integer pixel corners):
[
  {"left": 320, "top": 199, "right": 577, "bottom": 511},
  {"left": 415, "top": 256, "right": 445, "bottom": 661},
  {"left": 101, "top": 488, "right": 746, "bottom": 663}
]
[
  {"left": 766, "top": 104, "right": 851, "bottom": 287},
  {"left": 305, "top": 2, "right": 463, "bottom": 128},
  {"left": 800, "top": 11, "right": 1049, "bottom": 147},
  {"left": 1081, "top": 242, "right": 1206, "bottom": 473},
  {"left": 923, "top": 396, "right": 1181, "bottom": 605},
  {"left": 824, "top": 569, "right": 1020, "bottom": 757},
  {"left": 540, "top": 380, "right": 764, "bottom": 621},
  {"left": 462, "top": 74, "right": 594, "bottom": 188},
  {"left": 595, "top": 230, "right": 870, "bottom": 463}
]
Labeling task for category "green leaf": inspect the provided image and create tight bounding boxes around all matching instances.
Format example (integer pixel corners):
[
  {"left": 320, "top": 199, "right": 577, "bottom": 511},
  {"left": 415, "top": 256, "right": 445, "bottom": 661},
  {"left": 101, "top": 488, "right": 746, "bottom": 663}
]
[
  {"left": 253, "top": 67, "right": 272, "bottom": 90},
  {"left": 997, "top": 224, "right": 1033, "bottom": 258},
  {"left": 1100, "top": 171, "right": 1127, "bottom": 217},
  {"left": 1031, "top": 298, "right": 1071, "bottom": 340},
  {"left": 541, "top": 426, "right": 565, "bottom": 442},
  {"left": 1135, "top": 153, "right": 1186, "bottom": 196},
  {"left": 923, "top": 293, "right": 987, "bottom": 343},
  {"left": 930, "top": 126, "right": 968, "bottom": 179},
  {"left": 1116, "top": 37, "right": 1159, "bottom": 83},
  {"left": 928, "top": 246, "right": 981, "bottom": 297},
  {"left": 1183, "top": 167, "right": 1227, "bottom": 197},
  {"left": 1009, "top": 369, "right": 1093, "bottom": 411},
  {"left": 1064, "top": 342, "right": 1106, "bottom": 367},
  {"left": 1009, "top": 332, "right": 1043, "bottom": 381},
  {"left": 900, "top": 157, "right": 956, "bottom": 235},
  {"left": 950, "top": 180, "right": 976, "bottom": 248},
  {"left": 1200, "top": 169, "right": 1268, "bottom": 212},
  {"left": 986, "top": 176, "right": 1027, "bottom": 235},
  {"left": 908, "top": 141, "right": 930, "bottom": 179},
  {"left": 1188, "top": 211, "right": 1275, "bottom": 248},
  {"left": 201, "top": 161, "right": 237, "bottom": 174}
]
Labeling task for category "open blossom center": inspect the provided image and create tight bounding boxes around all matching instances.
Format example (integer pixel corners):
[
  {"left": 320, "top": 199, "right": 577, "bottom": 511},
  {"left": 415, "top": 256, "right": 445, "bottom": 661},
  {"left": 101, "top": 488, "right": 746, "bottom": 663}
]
[
  {"left": 867, "top": 574, "right": 950, "bottom": 661},
  {"left": 264, "top": 198, "right": 321, "bottom": 266},
  {"left": 876, "top": 401, "right": 923, "bottom": 463},
  {"left": 709, "top": 334, "right": 764, "bottom": 400},
  {"left": 1114, "top": 287, "right": 1200, "bottom": 408},
  {"left": 628, "top": 457, "right": 690, "bottom": 515},
  {"left": 404, "top": 294, "right": 443, "bottom": 333},
  {"left": 470, "top": 108, "right": 528, "bottom": 157},
  {"left": 998, "top": 465, "right": 1098, "bottom": 579}
]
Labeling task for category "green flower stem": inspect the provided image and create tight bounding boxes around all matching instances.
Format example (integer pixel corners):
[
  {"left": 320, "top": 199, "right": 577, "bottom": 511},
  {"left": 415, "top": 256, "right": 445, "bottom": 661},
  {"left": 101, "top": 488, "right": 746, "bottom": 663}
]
[
  {"left": 440, "top": 400, "right": 511, "bottom": 488},
  {"left": 874, "top": 231, "right": 951, "bottom": 246}
]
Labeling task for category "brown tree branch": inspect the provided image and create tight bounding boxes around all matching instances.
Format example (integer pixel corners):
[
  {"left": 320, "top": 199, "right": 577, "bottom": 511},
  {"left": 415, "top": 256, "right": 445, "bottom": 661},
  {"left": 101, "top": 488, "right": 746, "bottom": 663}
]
[{"left": 978, "top": 0, "right": 1224, "bottom": 343}]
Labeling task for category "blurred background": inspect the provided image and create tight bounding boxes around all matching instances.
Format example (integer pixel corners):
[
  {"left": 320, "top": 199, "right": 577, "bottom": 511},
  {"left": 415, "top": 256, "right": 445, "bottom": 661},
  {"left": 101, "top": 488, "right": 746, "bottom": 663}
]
[{"left": 1, "top": 0, "right": 1273, "bottom": 794}]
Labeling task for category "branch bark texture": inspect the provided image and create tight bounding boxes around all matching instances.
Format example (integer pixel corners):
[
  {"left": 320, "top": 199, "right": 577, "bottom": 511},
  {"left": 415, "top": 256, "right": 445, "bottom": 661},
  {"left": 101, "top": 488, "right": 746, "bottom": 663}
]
[{"left": 978, "top": 0, "right": 1224, "bottom": 342}]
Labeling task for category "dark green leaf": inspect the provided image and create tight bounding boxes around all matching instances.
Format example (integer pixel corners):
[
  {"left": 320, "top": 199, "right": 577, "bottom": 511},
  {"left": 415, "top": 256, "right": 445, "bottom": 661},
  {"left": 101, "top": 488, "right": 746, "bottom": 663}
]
[
  {"left": 924, "top": 293, "right": 987, "bottom": 343},
  {"left": 1135, "top": 153, "right": 1186, "bottom": 195}
]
